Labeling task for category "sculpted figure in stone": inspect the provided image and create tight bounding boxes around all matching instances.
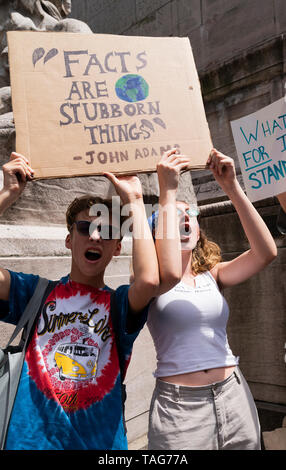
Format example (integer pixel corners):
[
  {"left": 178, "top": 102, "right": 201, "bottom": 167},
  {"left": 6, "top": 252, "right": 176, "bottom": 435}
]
[
  {"left": 1, "top": 1, "right": 70, "bottom": 83},
  {"left": 0, "top": 0, "right": 91, "bottom": 102},
  {"left": 0, "top": 0, "right": 92, "bottom": 161}
]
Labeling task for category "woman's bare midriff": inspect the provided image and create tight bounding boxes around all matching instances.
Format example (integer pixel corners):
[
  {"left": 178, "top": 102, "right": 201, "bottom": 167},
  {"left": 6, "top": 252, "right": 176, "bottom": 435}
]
[{"left": 159, "top": 365, "right": 236, "bottom": 387}]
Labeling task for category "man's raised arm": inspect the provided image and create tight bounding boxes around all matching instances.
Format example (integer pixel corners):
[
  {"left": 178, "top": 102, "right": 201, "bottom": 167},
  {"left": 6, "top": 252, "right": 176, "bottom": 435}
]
[{"left": 0, "top": 152, "right": 34, "bottom": 300}]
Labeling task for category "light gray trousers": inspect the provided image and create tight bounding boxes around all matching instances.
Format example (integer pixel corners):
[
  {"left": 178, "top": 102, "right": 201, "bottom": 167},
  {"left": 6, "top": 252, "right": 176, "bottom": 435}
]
[{"left": 148, "top": 367, "right": 261, "bottom": 450}]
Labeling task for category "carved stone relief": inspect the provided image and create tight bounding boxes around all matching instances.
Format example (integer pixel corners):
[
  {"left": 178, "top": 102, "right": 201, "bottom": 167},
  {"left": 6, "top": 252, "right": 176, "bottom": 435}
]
[{"left": 0, "top": 1, "right": 195, "bottom": 224}]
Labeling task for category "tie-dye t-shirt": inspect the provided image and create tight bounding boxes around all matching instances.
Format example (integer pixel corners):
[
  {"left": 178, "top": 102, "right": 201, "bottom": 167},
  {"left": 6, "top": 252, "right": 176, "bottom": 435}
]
[{"left": 1, "top": 271, "right": 147, "bottom": 450}]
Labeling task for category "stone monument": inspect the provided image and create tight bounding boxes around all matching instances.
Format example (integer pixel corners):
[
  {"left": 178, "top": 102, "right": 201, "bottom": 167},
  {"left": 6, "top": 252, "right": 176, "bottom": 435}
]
[
  {"left": 0, "top": 1, "right": 197, "bottom": 449},
  {"left": 0, "top": 0, "right": 196, "bottom": 228}
]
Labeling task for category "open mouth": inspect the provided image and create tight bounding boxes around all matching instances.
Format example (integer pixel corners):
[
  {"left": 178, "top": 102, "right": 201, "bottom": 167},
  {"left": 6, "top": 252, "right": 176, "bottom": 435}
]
[
  {"left": 85, "top": 249, "right": 102, "bottom": 262},
  {"left": 180, "top": 223, "right": 192, "bottom": 240}
]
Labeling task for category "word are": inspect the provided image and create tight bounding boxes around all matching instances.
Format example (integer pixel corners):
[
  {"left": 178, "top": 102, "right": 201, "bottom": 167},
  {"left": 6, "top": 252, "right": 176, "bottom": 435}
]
[{"left": 63, "top": 50, "right": 147, "bottom": 78}]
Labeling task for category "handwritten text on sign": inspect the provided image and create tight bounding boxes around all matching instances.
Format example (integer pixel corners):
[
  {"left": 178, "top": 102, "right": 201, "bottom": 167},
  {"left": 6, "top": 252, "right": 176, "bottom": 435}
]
[
  {"left": 60, "top": 51, "right": 165, "bottom": 153},
  {"left": 230, "top": 97, "right": 286, "bottom": 202},
  {"left": 8, "top": 32, "right": 212, "bottom": 179}
]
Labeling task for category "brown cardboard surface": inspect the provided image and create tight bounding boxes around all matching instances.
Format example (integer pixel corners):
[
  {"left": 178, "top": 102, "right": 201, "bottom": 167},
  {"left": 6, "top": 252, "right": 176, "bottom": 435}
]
[{"left": 7, "top": 31, "right": 212, "bottom": 179}]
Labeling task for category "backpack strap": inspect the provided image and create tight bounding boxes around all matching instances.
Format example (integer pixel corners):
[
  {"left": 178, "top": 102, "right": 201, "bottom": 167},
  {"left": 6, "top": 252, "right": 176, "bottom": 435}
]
[
  {"left": 6, "top": 277, "right": 50, "bottom": 348},
  {"left": 21, "top": 279, "right": 59, "bottom": 349},
  {"left": 1, "top": 278, "right": 58, "bottom": 450},
  {"left": 6, "top": 279, "right": 59, "bottom": 352}
]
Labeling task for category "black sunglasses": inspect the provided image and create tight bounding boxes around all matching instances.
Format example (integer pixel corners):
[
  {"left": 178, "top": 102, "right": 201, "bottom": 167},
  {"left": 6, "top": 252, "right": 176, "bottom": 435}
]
[{"left": 73, "top": 220, "right": 120, "bottom": 240}]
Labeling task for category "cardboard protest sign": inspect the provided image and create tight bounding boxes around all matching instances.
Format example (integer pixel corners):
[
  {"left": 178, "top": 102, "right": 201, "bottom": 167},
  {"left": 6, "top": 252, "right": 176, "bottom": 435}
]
[
  {"left": 231, "top": 96, "right": 286, "bottom": 202},
  {"left": 7, "top": 31, "right": 212, "bottom": 180}
]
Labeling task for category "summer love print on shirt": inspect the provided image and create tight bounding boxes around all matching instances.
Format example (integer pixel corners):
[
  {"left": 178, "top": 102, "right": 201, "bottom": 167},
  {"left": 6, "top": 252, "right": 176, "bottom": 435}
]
[
  {"left": 26, "top": 280, "right": 119, "bottom": 413},
  {"left": 3, "top": 272, "right": 146, "bottom": 449}
]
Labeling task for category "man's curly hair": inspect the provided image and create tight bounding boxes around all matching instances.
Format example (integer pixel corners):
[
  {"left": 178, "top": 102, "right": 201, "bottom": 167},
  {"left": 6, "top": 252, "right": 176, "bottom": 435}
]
[{"left": 66, "top": 195, "right": 113, "bottom": 233}]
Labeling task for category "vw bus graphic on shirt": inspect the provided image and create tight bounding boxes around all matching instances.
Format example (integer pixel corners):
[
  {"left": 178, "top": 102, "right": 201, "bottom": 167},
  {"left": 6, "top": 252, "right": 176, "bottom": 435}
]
[{"left": 54, "top": 340, "right": 99, "bottom": 381}]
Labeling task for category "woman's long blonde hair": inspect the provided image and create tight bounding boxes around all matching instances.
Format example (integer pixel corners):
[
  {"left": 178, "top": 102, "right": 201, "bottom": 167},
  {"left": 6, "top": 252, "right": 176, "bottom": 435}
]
[{"left": 191, "top": 228, "right": 222, "bottom": 275}]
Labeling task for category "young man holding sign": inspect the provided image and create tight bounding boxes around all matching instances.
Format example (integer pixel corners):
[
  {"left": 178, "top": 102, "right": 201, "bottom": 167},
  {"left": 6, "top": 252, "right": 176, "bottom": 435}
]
[{"left": 0, "top": 149, "right": 189, "bottom": 450}]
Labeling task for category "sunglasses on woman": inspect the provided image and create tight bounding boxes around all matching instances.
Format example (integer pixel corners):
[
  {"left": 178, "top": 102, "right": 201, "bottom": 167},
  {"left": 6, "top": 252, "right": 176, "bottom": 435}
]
[
  {"left": 73, "top": 220, "right": 120, "bottom": 240},
  {"left": 177, "top": 207, "right": 200, "bottom": 217}
]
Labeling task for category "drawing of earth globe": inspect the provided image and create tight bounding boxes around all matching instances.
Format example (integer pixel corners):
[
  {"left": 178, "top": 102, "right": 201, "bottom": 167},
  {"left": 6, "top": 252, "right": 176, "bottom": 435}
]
[{"left": 115, "top": 74, "right": 149, "bottom": 102}]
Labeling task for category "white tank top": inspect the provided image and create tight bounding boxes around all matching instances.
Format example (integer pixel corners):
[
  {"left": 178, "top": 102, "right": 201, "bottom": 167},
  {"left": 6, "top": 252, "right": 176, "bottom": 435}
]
[{"left": 147, "top": 271, "right": 238, "bottom": 377}]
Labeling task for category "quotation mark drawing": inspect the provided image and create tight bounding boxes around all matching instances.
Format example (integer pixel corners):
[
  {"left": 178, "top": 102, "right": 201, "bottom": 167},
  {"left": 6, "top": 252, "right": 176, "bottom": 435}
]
[
  {"left": 140, "top": 117, "right": 166, "bottom": 135},
  {"left": 32, "top": 48, "right": 59, "bottom": 67}
]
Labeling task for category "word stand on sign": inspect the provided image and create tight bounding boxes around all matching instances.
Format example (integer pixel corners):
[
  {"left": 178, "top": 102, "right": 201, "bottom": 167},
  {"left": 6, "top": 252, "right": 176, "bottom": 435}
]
[
  {"left": 8, "top": 31, "right": 212, "bottom": 179},
  {"left": 230, "top": 96, "right": 286, "bottom": 202}
]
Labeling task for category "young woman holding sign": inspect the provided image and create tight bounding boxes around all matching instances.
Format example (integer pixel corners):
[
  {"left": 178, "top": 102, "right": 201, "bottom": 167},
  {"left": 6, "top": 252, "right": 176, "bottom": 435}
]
[{"left": 147, "top": 148, "right": 277, "bottom": 450}]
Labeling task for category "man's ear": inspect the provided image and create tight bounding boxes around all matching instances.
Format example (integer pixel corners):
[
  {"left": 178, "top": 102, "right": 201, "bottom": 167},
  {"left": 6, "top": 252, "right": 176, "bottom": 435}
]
[
  {"left": 113, "top": 241, "right": 121, "bottom": 257},
  {"left": 65, "top": 233, "right": 72, "bottom": 250}
]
